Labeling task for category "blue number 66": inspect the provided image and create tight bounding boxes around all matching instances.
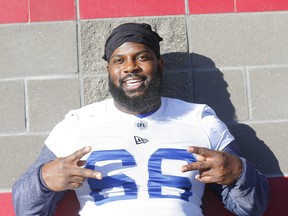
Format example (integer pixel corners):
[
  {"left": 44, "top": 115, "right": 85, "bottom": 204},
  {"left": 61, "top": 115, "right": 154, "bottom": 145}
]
[{"left": 85, "top": 148, "right": 196, "bottom": 205}]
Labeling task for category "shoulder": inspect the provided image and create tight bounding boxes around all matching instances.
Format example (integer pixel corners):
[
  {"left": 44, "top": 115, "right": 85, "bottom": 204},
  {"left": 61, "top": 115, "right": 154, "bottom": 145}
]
[
  {"left": 45, "top": 98, "right": 114, "bottom": 156},
  {"left": 65, "top": 98, "right": 113, "bottom": 122},
  {"left": 46, "top": 99, "right": 113, "bottom": 142},
  {"left": 74, "top": 98, "right": 113, "bottom": 115},
  {"left": 162, "top": 97, "right": 234, "bottom": 149},
  {"left": 161, "top": 97, "right": 210, "bottom": 119}
]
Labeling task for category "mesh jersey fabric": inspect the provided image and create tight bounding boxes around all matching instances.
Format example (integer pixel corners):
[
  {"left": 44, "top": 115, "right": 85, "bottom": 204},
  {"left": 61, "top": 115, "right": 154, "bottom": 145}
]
[{"left": 45, "top": 97, "right": 234, "bottom": 216}]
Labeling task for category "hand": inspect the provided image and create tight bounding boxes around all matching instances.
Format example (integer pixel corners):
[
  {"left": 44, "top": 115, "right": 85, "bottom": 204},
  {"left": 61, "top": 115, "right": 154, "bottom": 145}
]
[
  {"left": 181, "top": 146, "right": 242, "bottom": 185},
  {"left": 41, "top": 146, "right": 102, "bottom": 192}
]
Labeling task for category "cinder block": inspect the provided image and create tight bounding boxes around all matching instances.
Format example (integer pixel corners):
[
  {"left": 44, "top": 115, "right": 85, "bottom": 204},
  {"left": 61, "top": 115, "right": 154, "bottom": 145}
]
[
  {"left": 249, "top": 66, "right": 288, "bottom": 120},
  {"left": 0, "top": 22, "right": 78, "bottom": 77},
  {"left": 228, "top": 122, "right": 288, "bottom": 175},
  {"left": 0, "top": 80, "right": 25, "bottom": 133},
  {"left": 80, "top": 17, "right": 187, "bottom": 74},
  {"left": 0, "top": 135, "right": 47, "bottom": 190},
  {"left": 189, "top": 12, "right": 288, "bottom": 67},
  {"left": 161, "top": 51, "right": 190, "bottom": 73},
  {"left": 161, "top": 71, "right": 194, "bottom": 102},
  {"left": 194, "top": 68, "right": 248, "bottom": 122},
  {"left": 83, "top": 76, "right": 110, "bottom": 105},
  {"left": 27, "top": 78, "right": 80, "bottom": 132}
]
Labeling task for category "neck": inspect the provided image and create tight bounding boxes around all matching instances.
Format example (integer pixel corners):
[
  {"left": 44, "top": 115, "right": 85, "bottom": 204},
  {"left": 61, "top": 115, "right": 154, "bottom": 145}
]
[{"left": 113, "top": 97, "right": 161, "bottom": 115}]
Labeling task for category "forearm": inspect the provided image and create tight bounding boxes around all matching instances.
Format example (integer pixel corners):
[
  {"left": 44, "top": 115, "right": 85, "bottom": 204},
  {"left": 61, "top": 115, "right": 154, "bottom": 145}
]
[
  {"left": 12, "top": 146, "right": 66, "bottom": 216},
  {"left": 221, "top": 158, "right": 270, "bottom": 216},
  {"left": 209, "top": 142, "right": 270, "bottom": 216}
]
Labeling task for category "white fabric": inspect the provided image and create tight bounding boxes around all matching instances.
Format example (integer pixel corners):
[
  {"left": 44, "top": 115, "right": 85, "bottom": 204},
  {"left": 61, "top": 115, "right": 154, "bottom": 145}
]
[{"left": 45, "top": 97, "right": 234, "bottom": 216}]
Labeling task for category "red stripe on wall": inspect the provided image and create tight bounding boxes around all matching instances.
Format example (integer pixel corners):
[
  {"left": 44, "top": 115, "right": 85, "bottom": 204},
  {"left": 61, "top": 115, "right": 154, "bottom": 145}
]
[
  {"left": 0, "top": 193, "right": 15, "bottom": 216},
  {"left": 0, "top": 1, "right": 288, "bottom": 26},
  {"left": 189, "top": 0, "right": 234, "bottom": 14},
  {"left": 0, "top": 0, "right": 28, "bottom": 24},
  {"left": 236, "top": 0, "right": 288, "bottom": 12},
  {"left": 30, "top": 0, "right": 76, "bottom": 22},
  {"left": 79, "top": 0, "right": 185, "bottom": 19}
]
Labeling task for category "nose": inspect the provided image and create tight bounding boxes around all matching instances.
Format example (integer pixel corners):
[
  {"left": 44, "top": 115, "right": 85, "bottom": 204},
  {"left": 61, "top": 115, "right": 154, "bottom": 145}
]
[{"left": 123, "top": 59, "right": 139, "bottom": 73}]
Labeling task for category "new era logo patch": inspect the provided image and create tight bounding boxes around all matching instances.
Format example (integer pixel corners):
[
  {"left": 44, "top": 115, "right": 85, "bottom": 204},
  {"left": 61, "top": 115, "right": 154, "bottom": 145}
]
[{"left": 134, "top": 136, "right": 149, "bottom": 145}]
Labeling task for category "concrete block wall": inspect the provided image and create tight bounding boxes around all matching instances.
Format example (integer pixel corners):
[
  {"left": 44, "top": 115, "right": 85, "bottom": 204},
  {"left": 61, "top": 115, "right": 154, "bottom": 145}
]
[{"left": 0, "top": 0, "right": 288, "bottom": 195}]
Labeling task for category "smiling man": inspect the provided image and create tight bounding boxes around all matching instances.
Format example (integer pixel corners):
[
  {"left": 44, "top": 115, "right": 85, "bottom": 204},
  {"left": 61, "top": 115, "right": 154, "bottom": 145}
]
[
  {"left": 13, "top": 23, "right": 269, "bottom": 216},
  {"left": 107, "top": 41, "right": 163, "bottom": 114},
  {"left": 105, "top": 23, "right": 164, "bottom": 115}
]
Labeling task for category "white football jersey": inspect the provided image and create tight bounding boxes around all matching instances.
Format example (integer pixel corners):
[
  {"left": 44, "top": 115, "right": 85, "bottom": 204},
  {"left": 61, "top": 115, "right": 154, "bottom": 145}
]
[{"left": 45, "top": 97, "right": 234, "bottom": 216}]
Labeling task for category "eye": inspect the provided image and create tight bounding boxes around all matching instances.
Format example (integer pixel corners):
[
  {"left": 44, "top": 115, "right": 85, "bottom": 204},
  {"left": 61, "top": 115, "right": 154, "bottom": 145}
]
[
  {"left": 112, "top": 57, "right": 124, "bottom": 64},
  {"left": 137, "top": 54, "right": 148, "bottom": 61}
]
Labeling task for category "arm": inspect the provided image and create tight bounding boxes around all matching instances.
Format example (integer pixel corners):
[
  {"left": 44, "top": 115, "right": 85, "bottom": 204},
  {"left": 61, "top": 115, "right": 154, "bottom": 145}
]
[
  {"left": 181, "top": 142, "right": 270, "bottom": 216},
  {"left": 208, "top": 142, "right": 270, "bottom": 216},
  {"left": 13, "top": 145, "right": 103, "bottom": 216},
  {"left": 187, "top": 106, "right": 269, "bottom": 215},
  {"left": 12, "top": 146, "right": 66, "bottom": 216}
]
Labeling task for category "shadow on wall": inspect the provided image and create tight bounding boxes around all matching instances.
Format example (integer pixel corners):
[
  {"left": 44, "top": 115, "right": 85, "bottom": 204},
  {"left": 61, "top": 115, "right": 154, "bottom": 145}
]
[{"left": 161, "top": 52, "right": 283, "bottom": 176}]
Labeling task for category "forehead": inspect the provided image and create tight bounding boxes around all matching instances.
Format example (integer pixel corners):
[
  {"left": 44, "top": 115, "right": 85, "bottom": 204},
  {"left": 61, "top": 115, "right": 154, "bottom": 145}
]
[{"left": 111, "top": 42, "right": 155, "bottom": 57}]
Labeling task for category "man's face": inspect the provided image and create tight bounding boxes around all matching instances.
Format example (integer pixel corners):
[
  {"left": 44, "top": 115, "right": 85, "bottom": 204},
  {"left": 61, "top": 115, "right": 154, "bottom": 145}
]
[{"left": 107, "top": 42, "right": 163, "bottom": 113}]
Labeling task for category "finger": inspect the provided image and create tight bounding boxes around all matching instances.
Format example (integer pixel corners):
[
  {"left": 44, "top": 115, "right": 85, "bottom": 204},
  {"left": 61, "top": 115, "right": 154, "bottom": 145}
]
[
  {"left": 193, "top": 154, "right": 206, "bottom": 161},
  {"left": 69, "top": 182, "right": 84, "bottom": 190},
  {"left": 185, "top": 147, "right": 205, "bottom": 161},
  {"left": 77, "top": 160, "right": 87, "bottom": 167},
  {"left": 195, "top": 174, "right": 215, "bottom": 184},
  {"left": 188, "top": 146, "right": 214, "bottom": 158},
  {"left": 64, "top": 176, "right": 86, "bottom": 190},
  {"left": 181, "top": 161, "right": 210, "bottom": 172},
  {"left": 71, "top": 167, "right": 102, "bottom": 180},
  {"left": 70, "top": 176, "right": 85, "bottom": 184},
  {"left": 66, "top": 146, "right": 91, "bottom": 163}
]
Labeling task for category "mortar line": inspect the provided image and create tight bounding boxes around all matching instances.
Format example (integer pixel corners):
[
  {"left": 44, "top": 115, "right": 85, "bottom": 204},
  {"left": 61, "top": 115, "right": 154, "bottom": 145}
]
[
  {"left": 0, "top": 132, "right": 50, "bottom": 138},
  {"left": 0, "top": 74, "right": 79, "bottom": 81},
  {"left": 184, "top": 0, "right": 195, "bottom": 102},
  {"left": 23, "top": 78, "right": 30, "bottom": 133},
  {"left": 75, "top": 0, "right": 85, "bottom": 107},
  {"left": 244, "top": 66, "right": 253, "bottom": 120},
  {"left": 234, "top": 0, "right": 237, "bottom": 13},
  {"left": 184, "top": 0, "right": 192, "bottom": 53},
  {"left": 226, "top": 118, "right": 288, "bottom": 125},
  {"left": 28, "top": 0, "right": 31, "bottom": 23}
]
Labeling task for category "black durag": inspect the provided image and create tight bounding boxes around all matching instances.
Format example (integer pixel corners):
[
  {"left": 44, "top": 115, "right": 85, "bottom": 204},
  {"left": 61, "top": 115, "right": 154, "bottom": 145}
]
[{"left": 102, "top": 23, "right": 163, "bottom": 61}]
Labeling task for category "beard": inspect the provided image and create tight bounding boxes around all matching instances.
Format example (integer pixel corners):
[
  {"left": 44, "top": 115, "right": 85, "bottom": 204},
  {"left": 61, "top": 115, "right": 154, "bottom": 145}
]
[{"left": 109, "top": 70, "right": 163, "bottom": 114}]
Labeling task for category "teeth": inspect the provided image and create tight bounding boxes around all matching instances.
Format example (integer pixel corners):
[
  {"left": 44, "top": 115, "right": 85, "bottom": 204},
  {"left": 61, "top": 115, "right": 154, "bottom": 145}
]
[
  {"left": 126, "top": 80, "right": 141, "bottom": 86},
  {"left": 126, "top": 80, "right": 141, "bottom": 84}
]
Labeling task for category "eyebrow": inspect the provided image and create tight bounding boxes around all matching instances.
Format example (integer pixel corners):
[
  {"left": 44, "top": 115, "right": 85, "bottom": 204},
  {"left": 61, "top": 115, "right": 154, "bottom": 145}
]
[{"left": 111, "top": 49, "right": 152, "bottom": 59}]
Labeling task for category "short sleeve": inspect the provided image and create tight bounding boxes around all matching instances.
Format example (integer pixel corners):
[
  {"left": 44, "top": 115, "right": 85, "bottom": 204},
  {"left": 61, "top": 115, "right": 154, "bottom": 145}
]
[
  {"left": 44, "top": 110, "right": 80, "bottom": 157},
  {"left": 200, "top": 106, "right": 234, "bottom": 151}
]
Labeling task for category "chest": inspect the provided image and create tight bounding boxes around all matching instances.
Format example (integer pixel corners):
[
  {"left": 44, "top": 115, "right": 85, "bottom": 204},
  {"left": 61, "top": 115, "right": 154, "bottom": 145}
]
[
  {"left": 74, "top": 116, "right": 207, "bottom": 207},
  {"left": 76, "top": 116, "right": 209, "bottom": 153}
]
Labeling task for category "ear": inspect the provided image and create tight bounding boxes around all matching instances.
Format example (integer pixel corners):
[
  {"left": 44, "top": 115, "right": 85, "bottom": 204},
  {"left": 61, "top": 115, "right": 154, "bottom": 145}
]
[
  {"left": 157, "top": 58, "right": 164, "bottom": 74},
  {"left": 106, "top": 65, "right": 110, "bottom": 73}
]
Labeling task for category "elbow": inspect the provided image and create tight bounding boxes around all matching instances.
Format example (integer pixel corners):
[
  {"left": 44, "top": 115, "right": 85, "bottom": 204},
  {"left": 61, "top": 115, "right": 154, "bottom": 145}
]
[{"left": 229, "top": 179, "right": 270, "bottom": 216}]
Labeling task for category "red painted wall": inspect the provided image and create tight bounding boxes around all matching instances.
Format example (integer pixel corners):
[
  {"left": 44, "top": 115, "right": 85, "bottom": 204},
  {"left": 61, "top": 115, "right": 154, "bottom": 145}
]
[
  {"left": 2, "top": 177, "right": 288, "bottom": 216},
  {"left": 1, "top": 0, "right": 288, "bottom": 24}
]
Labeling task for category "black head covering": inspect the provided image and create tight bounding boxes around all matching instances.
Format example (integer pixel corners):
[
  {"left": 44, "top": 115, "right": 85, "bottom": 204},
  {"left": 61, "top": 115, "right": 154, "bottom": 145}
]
[{"left": 103, "top": 23, "right": 163, "bottom": 61}]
